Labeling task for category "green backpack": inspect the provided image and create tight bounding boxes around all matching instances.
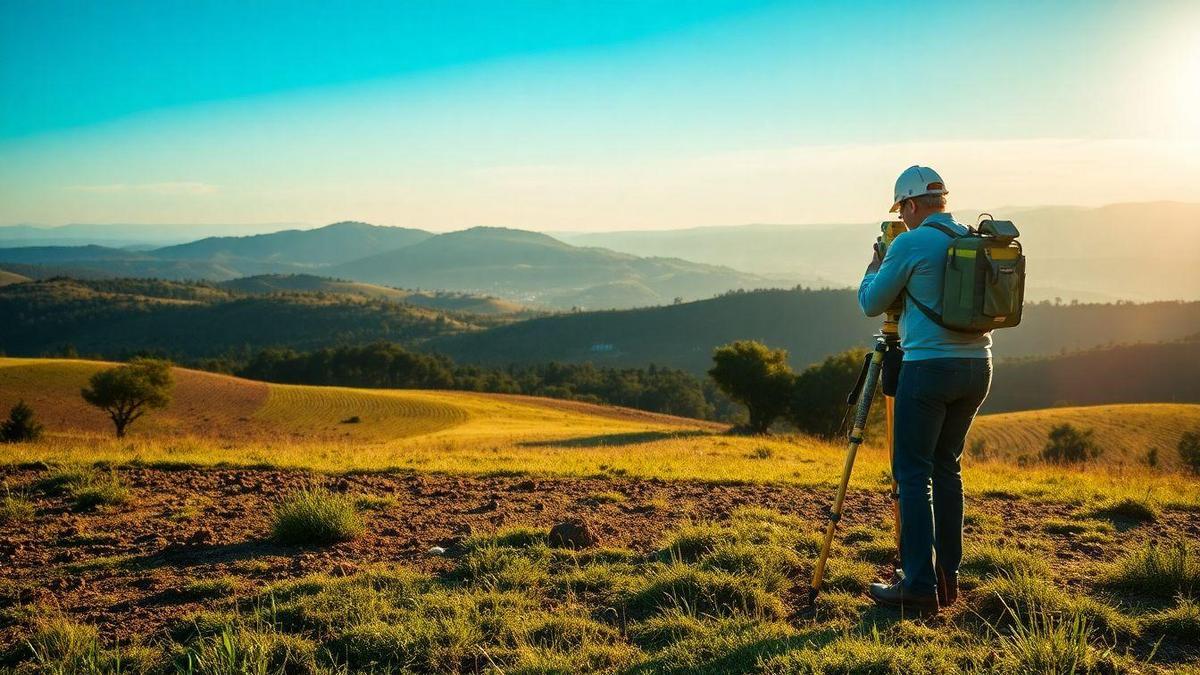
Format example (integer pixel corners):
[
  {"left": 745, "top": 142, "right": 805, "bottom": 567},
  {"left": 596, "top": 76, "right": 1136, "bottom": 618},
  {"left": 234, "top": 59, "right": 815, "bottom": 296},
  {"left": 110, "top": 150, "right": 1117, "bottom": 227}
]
[{"left": 907, "top": 217, "right": 1025, "bottom": 333}]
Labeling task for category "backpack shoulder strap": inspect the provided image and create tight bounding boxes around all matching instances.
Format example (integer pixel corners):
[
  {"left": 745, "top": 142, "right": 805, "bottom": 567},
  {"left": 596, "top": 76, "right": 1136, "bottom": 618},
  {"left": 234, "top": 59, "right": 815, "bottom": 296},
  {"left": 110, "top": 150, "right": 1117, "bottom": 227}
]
[
  {"left": 922, "top": 221, "right": 964, "bottom": 239},
  {"left": 907, "top": 221, "right": 986, "bottom": 335}
]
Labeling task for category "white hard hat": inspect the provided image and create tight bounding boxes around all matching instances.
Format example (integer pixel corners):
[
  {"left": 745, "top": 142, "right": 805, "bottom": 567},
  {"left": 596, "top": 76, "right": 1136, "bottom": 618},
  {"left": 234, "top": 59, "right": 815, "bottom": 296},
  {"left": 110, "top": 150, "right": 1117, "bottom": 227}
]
[{"left": 890, "top": 165, "right": 948, "bottom": 212}]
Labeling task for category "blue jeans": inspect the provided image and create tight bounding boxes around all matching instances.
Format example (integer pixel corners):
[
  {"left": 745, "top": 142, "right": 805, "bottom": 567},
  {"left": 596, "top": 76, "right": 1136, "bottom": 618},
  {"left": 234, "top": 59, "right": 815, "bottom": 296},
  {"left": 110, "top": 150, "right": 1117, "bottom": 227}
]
[{"left": 893, "top": 357, "right": 992, "bottom": 595}]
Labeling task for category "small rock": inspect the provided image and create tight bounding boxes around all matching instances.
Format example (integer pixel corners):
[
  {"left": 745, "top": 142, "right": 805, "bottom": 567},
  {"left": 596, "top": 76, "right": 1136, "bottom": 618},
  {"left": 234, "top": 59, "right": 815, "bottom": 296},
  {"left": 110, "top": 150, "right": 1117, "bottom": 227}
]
[
  {"left": 549, "top": 519, "right": 597, "bottom": 549},
  {"left": 513, "top": 480, "right": 538, "bottom": 492},
  {"left": 469, "top": 499, "right": 499, "bottom": 514},
  {"left": 427, "top": 546, "right": 447, "bottom": 555}
]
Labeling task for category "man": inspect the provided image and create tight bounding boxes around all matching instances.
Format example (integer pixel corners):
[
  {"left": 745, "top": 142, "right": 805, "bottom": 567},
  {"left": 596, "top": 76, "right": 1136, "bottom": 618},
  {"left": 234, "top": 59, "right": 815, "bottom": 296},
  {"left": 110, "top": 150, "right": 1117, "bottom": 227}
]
[{"left": 857, "top": 165, "right": 992, "bottom": 613}]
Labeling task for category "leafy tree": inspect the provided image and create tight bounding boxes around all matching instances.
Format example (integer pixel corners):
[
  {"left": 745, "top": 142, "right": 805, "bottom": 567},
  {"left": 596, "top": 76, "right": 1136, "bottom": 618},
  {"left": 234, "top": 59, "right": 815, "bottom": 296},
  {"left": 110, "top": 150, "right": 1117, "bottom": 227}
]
[
  {"left": 1179, "top": 430, "right": 1200, "bottom": 474},
  {"left": 81, "top": 358, "right": 174, "bottom": 437},
  {"left": 1041, "top": 423, "right": 1099, "bottom": 464},
  {"left": 787, "top": 348, "right": 881, "bottom": 439},
  {"left": 0, "top": 400, "right": 43, "bottom": 443},
  {"left": 707, "top": 340, "right": 794, "bottom": 434}
]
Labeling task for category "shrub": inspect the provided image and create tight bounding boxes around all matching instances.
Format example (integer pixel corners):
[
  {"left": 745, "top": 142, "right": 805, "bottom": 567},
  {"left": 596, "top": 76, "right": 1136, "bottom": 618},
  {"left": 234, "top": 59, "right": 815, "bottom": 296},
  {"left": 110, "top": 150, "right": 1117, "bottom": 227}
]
[
  {"left": 272, "top": 488, "right": 363, "bottom": 546},
  {"left": 1179, "top": 430, "right": 1200, "bottom": 474},
  {"left": 1041, "top": 423, "right": 1099, "bottom": 464},
  {"left": 0, "top": 400, "right": 43, "bottom": 443}
]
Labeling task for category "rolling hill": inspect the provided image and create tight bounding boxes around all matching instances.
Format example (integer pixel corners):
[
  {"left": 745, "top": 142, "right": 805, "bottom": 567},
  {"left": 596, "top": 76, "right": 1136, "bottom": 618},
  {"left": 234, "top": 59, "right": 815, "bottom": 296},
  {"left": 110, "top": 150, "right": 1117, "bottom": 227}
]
[
  {"left": 0, "top": 277, "right": 484, "bottom": 358},
  {"left": 431, "top": 287, "right": 1200, "bottom": 375},
  {"left": 969, "top": 403, "right": 1200, "bottom": 470},
  {"left": 0, "top": 358, "right": 717, "bottom": 445},
  {"left": 0, "top": 269, "right": 29, "bottom": 286},
  {"left": 330, "top": 226, "right": 778, "bottom": 309},
  {"left": 152, "top": 221, "right": 432, "bottom": 266},
  {"left": 218, "top": 274, "right": 525, "bottom": 315}
]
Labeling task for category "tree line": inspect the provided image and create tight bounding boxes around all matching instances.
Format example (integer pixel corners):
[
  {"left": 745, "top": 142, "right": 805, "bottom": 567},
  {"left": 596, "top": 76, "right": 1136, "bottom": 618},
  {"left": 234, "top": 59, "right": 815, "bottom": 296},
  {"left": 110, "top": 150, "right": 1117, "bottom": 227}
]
[{"left": 217, "top": 343, "right": 740, "bottom": 421}]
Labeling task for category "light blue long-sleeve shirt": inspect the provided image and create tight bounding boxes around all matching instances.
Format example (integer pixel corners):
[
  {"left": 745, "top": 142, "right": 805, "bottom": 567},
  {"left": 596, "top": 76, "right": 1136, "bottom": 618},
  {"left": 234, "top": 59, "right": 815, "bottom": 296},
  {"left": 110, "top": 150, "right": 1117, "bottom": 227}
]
[{"left": 858, "top": 212, "right": 992, "bottom": 361}]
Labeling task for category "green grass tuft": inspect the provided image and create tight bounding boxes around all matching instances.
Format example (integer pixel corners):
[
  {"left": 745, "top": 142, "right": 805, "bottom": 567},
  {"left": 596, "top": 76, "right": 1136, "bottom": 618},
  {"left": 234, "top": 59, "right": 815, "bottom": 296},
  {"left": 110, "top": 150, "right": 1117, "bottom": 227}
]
[
  {"left": 1100, "top": 540, "right": 1199, "bottom": 599},
  {"left": 1140, "top": 596, "right": 1200, "bottom": 642},
  {"left": 71, "top": 472, "right": 131, "bottom": 510},
  {"left": 0, "top": 487, "right": 35, "bottom": 524},
  {"left": 271, "top": 488, "right": 364, "bottom": 546},
  {"left": 960, "top": 541, "right": 1051, "bottom": 581},
  {"left": 1090, "top": 496, "right": 1160, "bottom": 523},
  {"left": 621, "top": 562, "right": 785, "bottom": 621}
]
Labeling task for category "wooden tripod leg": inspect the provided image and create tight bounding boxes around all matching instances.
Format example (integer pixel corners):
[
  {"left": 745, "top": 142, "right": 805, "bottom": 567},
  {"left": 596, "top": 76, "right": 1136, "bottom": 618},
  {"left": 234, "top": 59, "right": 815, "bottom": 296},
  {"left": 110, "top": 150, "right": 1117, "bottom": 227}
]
[
  {"left": 810, "top": 345, "right": 883, "bottom": 602},
  {"left": 886, "top": 395, "right": 899, "bottom": 554}
]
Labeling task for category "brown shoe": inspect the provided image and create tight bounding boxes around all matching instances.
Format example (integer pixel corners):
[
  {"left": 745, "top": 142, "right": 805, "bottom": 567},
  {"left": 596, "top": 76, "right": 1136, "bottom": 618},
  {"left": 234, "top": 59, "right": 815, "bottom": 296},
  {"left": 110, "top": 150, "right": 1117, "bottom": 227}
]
[
  {"left": 936, "top": 565, "right": 958, "bottom": 607},
  {"left": 868, "top": 581, "right": 939, "bottom": 615}
]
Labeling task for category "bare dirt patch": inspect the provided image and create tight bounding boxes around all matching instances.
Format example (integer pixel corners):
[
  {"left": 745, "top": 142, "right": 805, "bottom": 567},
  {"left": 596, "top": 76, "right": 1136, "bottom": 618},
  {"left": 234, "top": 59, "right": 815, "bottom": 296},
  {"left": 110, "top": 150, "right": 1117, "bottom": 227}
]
[{"left": 0, "top": 466, "right": 1195, "bottom": 654}]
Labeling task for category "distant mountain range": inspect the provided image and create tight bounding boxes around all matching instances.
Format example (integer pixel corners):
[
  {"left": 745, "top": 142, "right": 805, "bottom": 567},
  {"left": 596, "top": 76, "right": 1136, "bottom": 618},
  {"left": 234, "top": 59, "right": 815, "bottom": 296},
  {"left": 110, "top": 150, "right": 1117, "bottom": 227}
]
[
  {"left": 2, "top": 201, "right": 1198, "bottom": 307},
  {"left": 0, "top": 222, "right": 781, "bottom": 309},
  {"left": 559, "top": 201, "right": 1200, "bottom": 303}
]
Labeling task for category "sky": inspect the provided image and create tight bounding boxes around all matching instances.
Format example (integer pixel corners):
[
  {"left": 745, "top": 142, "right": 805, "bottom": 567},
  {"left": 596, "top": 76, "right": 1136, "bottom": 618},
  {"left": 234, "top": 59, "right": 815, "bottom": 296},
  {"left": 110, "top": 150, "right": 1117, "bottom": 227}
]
[{"left": 2, "top": 0, "right": 1199, "bottom": 231}]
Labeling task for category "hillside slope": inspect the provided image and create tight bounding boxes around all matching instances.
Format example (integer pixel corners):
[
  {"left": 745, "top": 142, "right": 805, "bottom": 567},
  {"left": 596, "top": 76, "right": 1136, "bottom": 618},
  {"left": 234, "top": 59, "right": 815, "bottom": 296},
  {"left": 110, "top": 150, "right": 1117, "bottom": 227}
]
[
  {"left": 0, "top": 278, "right": 481, "bottom": 358},
  {"left": 331, "top": 226, "right": 777, "bottom": 309},
  {"left": 0, "top": 358, "right": 718, "bottom": 445},
  {"left": 970, "top": 403, "right": 1200, "bottom": 470},
  {"left": 432, "top": 288, "right": 1200, "bottom": 373},
  {"left": 153, "top": 221, "right": 432, "bottom": 266},
  {"left": 0, "top": 269, "right": 29, "bottom": 286},
  {"left": 218, "top": 274, "right": 525, "bottom": 314}
]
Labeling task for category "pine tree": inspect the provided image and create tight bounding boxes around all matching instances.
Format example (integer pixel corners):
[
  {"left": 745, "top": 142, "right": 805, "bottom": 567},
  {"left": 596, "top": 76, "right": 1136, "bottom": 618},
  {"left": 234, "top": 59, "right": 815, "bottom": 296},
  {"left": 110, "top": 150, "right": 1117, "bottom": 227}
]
[{"left": 0, "top": 400, "right": 44, "bottom": 443}]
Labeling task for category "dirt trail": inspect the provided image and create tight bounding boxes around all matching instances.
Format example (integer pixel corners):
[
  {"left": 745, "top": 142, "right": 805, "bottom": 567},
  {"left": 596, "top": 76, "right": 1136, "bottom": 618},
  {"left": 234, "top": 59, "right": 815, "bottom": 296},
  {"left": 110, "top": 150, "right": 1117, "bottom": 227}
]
[{"left": 1, "top": 467, "right": 1195, "bottom": 648}]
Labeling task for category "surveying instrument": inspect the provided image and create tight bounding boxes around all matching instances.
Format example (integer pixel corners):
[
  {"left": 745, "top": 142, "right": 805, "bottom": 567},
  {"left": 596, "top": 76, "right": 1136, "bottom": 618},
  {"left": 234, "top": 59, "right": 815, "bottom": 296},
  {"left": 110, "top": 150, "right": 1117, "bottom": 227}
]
[{"left": 808, "top": 221, "right": 905, "bottom": 605}]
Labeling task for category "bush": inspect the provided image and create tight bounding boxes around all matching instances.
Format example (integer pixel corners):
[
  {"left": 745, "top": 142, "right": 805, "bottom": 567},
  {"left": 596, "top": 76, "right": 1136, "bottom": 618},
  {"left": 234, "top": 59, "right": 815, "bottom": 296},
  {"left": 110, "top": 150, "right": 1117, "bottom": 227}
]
[
  {"left": 1179, "top": 430, "right": 1200, "bottom": 474},
  {"left": 1041, "top": 424, "right": 1099, "bottom": 464},
  {"left": 0, "top": 400, "right": 43, "bottom": 443},
  {"left": 272, "top": 488, "right": 364, "bottom": 545}
]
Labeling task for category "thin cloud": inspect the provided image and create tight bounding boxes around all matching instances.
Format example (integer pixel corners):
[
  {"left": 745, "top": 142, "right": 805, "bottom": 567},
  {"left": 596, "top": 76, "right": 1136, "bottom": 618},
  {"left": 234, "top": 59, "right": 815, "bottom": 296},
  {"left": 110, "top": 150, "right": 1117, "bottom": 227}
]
[{"left": 64, "top": 181, "right": 219, "bottom": 195}]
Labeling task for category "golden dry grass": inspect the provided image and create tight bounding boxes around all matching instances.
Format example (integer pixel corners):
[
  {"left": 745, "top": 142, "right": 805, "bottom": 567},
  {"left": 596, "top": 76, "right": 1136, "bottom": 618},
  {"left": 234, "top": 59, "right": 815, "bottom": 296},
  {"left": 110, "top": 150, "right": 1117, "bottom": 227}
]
[
  {"left": 970, "top": 403, "right": 1200, "bottom": 469},
  {"left": 1, "top": 358, "right": 1197, "bottom": 509},
  {"left": 0, "top": 269, "right": 30, "bottom": 286}
]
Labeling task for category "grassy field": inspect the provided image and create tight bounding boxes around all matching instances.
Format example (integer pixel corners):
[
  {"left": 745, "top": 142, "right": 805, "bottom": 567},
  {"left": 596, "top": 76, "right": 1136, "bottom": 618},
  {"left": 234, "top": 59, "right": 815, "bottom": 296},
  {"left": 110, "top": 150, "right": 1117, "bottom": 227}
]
[
  {"left": 1, "top": 357, "right": 1199, "bottom": 673},
  {"left": 1, "top": 358, "right": 1198, "bottom": 510}
]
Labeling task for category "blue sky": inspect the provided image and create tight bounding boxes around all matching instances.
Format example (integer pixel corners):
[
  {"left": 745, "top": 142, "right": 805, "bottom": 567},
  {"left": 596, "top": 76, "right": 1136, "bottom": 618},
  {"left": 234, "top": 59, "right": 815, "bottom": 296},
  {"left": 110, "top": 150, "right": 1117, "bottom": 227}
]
[{"left": 2, "top": 0, "right": 1198, "bottom": 229}]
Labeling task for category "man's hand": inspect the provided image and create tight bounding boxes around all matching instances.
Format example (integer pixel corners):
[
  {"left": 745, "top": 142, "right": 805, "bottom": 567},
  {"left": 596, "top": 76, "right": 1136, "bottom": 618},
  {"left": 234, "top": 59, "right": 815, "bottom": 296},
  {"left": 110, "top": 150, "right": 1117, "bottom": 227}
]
[{"left": 866, "top": 238, "right": 884, "bottom": 274}]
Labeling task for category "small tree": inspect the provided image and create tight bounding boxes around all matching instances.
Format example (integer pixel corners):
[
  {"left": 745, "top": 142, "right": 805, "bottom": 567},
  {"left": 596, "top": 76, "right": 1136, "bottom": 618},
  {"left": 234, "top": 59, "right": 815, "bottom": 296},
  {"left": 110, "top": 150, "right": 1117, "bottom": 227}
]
[
  {"left": 1179, "top": 430, "right": 1200, "bottom": 474},
  {"left": 0, "top": 400, "right": 43, "bottom": 443},
  {"left": 1041, "top": 423, "right": 1099, "bottom": 464},
  {"left": 787, "top": 348, "right": 881, "bottom": 439},
  {"left": 81, "top": 359, "right": 174, "bottom": 438},
  {"left": 708, "top": 340, "right": 794, "bottom": 434}
]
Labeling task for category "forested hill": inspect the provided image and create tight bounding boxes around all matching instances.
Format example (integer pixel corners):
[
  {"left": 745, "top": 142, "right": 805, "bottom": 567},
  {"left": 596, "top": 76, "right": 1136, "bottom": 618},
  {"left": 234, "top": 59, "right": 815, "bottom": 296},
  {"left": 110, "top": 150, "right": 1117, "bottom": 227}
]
[
  {"left": 983, "top": 338, "right": 1200, "bottom": 412},
  {"left": 0, "top": 277, "right": 490, "bottom": 359},
  {"left": 430, "top": 288, "right": 1200, "bottom": 374}
]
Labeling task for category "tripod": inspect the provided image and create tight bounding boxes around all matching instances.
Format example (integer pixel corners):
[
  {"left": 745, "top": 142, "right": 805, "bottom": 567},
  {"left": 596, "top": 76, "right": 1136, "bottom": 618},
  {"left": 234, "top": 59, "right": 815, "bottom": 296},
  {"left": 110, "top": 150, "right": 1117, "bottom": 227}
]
[{"left": 809, "top": 312, "right": 902, "bottom": 604}]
